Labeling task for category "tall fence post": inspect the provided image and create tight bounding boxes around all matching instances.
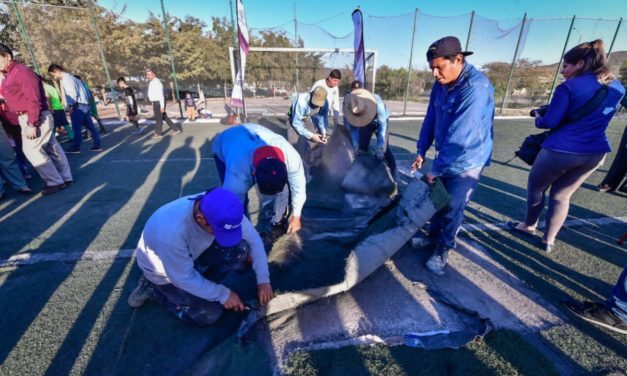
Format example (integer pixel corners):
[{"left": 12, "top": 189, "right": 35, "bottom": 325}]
[
  {"left": 10, "top": 0, "right": 40, "bottom": 74},
  {"left": 402, "top": 8, "right": 419, "bottom": 116},
  {"left": 500, "top": 13, "right": 527, "bottom": 115},
  {"left": 159, "top": 0, "right": 184, "bottom": 119},
  {"left": 607, "top": 17, "right": 623, "bottom": 60},
  {"left": 294, "top": 1, "right": 300, "bottom": 91},
  {"left": 87, "top": 0, "right": 121, "bottom": 119},
  {"left": 464, "top": 11, "right": 475, "bottom": 51},
  {"left": 547, "top": 15, "right": 576, "bottom": 104}
]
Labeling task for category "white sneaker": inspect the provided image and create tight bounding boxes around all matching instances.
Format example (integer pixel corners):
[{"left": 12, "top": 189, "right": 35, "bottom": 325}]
[{"left": 426, "top": 255, "right": 446, "bottom": 275}]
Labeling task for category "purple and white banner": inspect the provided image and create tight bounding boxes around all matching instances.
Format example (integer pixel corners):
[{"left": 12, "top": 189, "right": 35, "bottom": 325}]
[
  {"left": 230, "top": 0, "right": 249, "bottom": 108},
  {"left": 352, "top": 8, "right": 366, "bottom": 86}
]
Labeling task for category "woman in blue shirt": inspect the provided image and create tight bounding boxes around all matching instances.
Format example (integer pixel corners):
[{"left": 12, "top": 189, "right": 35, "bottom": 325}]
[{"left": 508, "top": 39, "right": 625, "bottom": 252}]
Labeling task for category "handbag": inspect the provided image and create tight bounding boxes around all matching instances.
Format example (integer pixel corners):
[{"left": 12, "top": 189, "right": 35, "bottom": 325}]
[{"left": 514, "top": 85, "right": 609, "bottom": 166}]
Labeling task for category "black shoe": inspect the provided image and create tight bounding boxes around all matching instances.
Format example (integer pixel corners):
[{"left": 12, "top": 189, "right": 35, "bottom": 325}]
[
  {"left": 41, "top": 183, "right": 66, "bottom": 196},
  {"left": 90, "top": 146, "right": 104, "bottom": 152},
  {"left": 562, "top": 300, "right": 627, "bottom": 334},
  {"left": 65, "top": 148, "right": 81, "bottom": 154}
]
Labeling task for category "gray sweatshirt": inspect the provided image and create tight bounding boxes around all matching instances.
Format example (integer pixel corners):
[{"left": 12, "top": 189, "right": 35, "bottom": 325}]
[{"left": 135, "top": 195, "right": 270, "bottom": 304}]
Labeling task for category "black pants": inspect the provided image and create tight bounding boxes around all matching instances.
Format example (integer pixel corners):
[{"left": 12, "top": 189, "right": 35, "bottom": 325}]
[
  {"left": 358, "top": 122, "right": 396, "bottom": 174},
  {"left": 150, "top": 241, "right": 256, "bottom": 326},
  {"left": 152, "top": 101, "right": 180, "bottom": 135},
  {"left": 600, "top": 124, "right": 627, "bottom": 190}
]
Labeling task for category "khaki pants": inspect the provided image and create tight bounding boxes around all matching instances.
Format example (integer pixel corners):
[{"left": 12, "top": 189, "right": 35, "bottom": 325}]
[
  {"left": 18, "top": 111, "right": 72, "bottom": 186},
  {"left": 186, "top": 107, "right": 196, "bottom": 121}
]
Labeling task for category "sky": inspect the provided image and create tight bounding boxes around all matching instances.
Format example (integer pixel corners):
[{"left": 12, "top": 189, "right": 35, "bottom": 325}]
[{"left": 98, "top": 0, "right": 627, "bottom": 69}]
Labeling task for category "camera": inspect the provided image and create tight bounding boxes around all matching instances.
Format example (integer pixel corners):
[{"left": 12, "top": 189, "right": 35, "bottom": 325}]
[{"left": 529, "top": 105, "right": 548, "bottom": 118}]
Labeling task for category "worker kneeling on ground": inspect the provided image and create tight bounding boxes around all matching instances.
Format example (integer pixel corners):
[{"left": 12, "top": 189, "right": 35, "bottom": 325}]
[
  {"left": 212, "top": 123, "right": 306, "bottom": 234},
  {"left": 127, "top": 188, "right": 273, "bottom": 326}
]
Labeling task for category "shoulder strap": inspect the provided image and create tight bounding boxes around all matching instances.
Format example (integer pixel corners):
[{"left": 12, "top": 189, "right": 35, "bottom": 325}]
[{"left": 565, "top": 85, "right": 609, "bottom": 123}]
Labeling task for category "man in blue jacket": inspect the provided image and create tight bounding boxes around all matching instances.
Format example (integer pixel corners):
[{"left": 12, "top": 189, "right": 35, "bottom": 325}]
[{"left": 412, "top": 36, "right": 495, "bottom": 275}]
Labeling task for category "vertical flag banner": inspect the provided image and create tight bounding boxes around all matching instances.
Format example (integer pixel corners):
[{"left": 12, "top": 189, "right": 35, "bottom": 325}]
[
  {"left": 352, "top": 8, "right": 366, "bottom": 86},
  {"left": 230, "top": 0, "right": 249, "bottom": 108}
]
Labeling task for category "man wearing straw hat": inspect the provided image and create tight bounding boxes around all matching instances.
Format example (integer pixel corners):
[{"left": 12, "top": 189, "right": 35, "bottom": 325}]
[
  {"left": 411, "top": 36, "right": 495, "bottom": 275},
  {"left": 343, "top": 80, "right": 395, "bottom": 175}
]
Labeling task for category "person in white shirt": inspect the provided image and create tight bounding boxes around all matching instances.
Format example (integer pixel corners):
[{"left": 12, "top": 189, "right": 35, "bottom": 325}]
[
  {"left": 146, "top": 68, "right": 182, "bottom": 139},
  {"left": 310, "top": 69, "right": 341, "bottom": 126},
  {"left": 127, "top": 188, "right": 273, "bottom": 326}
]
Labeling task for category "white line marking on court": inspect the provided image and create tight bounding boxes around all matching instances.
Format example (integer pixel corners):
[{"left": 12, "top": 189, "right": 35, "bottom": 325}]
[
  {"left": 461, "top": 216, "right": 627, "bottom": 233},
  {"left": 1, "top": 216, "right": 624, "bottom": 268},
  {"left": 107, "top": 157, "right": 215, "bottom": 163},
  {"left": 0, "top": 249, "right": 135, "bottom": 267}
]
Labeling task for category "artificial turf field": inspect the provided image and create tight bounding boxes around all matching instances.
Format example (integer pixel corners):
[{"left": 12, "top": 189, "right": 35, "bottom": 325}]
[{"left": 0, "top": 116, "right": 625, "bottom": 375}]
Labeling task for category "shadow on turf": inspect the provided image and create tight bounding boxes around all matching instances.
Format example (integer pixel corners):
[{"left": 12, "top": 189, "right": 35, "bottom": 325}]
[
  {"left": 0, "top": 127, "right": 241, "bottom": 375},
  {"left": 460, "top": 208, "right": 627, "bottom": 370},
  {"left": 0, "top": 126, "right": 171, "bottom": 366}
]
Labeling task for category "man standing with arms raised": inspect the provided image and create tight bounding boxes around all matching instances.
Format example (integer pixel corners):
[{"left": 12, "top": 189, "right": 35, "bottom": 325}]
[
  {"left": 146, "top": 68, "right": 182, "bottom": 139},
  {"left": 412, "top": 36, "right": 494, "bottom": 275}
]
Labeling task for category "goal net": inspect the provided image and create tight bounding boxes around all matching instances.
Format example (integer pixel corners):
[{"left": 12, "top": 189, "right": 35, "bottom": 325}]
[{"left": 229, "top": 47, "right": 377, "bottom": 101}]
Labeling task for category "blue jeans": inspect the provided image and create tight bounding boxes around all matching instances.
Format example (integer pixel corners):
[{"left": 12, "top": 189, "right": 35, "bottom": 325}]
[
  {"left": 607, "top": 265, "right": 627, "bottom": 323},
  {"left": 0, "top": 125, "right": 27, "bottom": 194},
  {"left": 428, "top": 167, "right": 483, "bottom": 256},
  {"left": 70, "top": 104, "right": 100, "bottom": 150}
]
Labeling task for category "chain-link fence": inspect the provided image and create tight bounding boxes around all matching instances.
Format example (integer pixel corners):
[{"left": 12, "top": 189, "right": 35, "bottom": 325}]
[{"left": 1, "top": 1, "right": 625, "bottom": 117}]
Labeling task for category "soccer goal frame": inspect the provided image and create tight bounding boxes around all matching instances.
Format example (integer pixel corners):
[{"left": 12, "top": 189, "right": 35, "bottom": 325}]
[{"left": 228, "top": 47, "right": 378, "bottom": 94}]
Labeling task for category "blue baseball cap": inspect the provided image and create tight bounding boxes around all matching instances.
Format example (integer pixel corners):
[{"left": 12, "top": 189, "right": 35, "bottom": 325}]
[{"left": 199, "top": 188, "right": 244, "bottom": 247}]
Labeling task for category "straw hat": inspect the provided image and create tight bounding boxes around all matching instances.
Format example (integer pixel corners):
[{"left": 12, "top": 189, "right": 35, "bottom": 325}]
[
  {"left": 343, "top": 88, "right": 377, "bottom": 127},
  {"left": 311, "top": 86, "right": 327, "bottom": 107}
]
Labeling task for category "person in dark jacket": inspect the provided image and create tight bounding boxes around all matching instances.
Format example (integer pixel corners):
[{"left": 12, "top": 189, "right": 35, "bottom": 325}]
[
  {"left": 507, "top": 39, "right": 625, "bottom": 253},
  {"left": 117, "top": 77, "right": 144, "bottom": 135},
  {"left": 184, "top": 92, "right": 197, "bottom": 122}
]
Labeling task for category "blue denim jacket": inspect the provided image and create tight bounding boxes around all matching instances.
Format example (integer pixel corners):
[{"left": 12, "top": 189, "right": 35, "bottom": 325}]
[
  {"left": 537, "top": 74, "right": 625, "bottom": 154},
  {"left": 288, "top": 92, "right": 329, "bottom": 139},
  {"left": 345, "top": 93, "right": 389, "bottom": 151},
  {"left": 417, "top": 63, "right": 495, "bottom": 176}
]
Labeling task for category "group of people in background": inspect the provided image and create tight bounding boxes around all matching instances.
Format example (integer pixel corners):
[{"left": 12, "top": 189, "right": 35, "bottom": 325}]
[{"left": 0, "top": 41, "right": 188, "bottom": 198}]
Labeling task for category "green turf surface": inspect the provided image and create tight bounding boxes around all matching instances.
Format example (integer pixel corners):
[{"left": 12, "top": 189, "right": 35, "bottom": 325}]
[{"left": 0, "top": 117, "right": 626, "bottom": 375}]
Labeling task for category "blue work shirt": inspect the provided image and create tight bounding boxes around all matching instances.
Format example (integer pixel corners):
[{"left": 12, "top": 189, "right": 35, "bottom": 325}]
[
  {"left": 537, "top": 74, "right": 625, "bottom": 154},
  {"left": 288, "top": 92, "right": 329, "bottom": 139},
  {"left": 211, "top": 123, "right": 307, "bottom": 217},
  {"left": 417, "top": 63, "right": 495, "bottom": 176},
  {"left": 345, "top": 93, "right": 389, "bottom": 152}
]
